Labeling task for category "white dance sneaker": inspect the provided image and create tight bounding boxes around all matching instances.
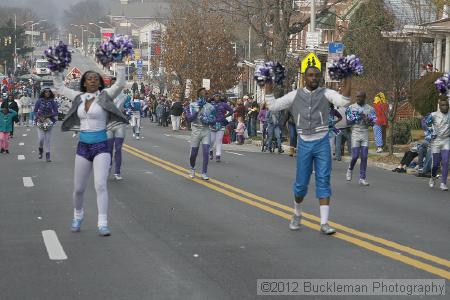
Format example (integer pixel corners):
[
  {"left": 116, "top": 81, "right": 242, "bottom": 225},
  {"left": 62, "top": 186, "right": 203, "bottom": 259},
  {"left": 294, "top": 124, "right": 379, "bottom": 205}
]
[
  {"left": 114, "top": 174, "right": 123, "bottom": 180},
  {"left": 346, "top": 168, "right": 352, "bottom": 181},
  {"left": 429, "top": 177, "right": 436, "bottom": 188},
  {"left": 189, "top": 168, "right": 195, "bottom": 178},
  {"left": 440, "top": 183, "right": 448, "bottom": 191},
  {"left": 136, "top": 136, "right": 140, "bottom": 140},
  {"left": 359, "top": 179, "right": 370, "bottom": 186},
  {"left": 289, "top": 214, "right": 301, "bottom": 231}
]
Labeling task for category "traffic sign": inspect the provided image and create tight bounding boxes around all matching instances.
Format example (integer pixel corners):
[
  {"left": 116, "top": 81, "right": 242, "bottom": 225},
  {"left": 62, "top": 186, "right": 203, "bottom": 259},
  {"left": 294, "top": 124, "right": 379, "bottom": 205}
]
[
  {"left": 300, "top": 52, "right": 321, "bottom": 74},
  {"left": 66, "top": 67, "right": 81, "bottom": 80},
  {"left": 88, "top": 38, "right": 101, "bottom": 43},
  {"left": 137, "top": 59, "right": 143, "bottom": 80},
  {"left": 306, "top": 32, "right": 320, "bottom": 49},
  {"left": 328, "top": 42, "right": 344, "bottom": 54}
]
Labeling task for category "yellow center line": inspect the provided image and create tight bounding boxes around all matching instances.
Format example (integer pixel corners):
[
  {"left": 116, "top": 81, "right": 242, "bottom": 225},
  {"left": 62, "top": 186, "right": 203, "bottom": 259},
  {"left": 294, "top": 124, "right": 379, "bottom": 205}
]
[
  {"left": 123, "top": 144, "right": 450, "bottom": 280},
  {"left": 123, "top": 144, "right": 450, "bottom": 269}
]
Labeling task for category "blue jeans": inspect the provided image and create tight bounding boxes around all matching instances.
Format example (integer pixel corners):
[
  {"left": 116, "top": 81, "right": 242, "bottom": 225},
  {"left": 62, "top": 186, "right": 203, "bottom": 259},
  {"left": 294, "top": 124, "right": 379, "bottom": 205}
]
[
  {"left": 293, "top": 134, "right": 331, "bottom": 199},
  {"left": 266, "top": 124, "right": 282, "bottom": 149},
  {"left": 288, "top": 122, "right": 297, "bottom": 147},
  {"left": 335, "top": 127, "right": 351, "bottom": 160}
]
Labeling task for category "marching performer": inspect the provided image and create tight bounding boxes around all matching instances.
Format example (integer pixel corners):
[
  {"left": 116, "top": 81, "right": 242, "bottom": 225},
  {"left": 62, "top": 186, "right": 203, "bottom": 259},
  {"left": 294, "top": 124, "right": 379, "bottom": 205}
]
[
  {"left": 264, "top": 66, "right": 352, "bottom": 235},
  {"left": 209, "top": 93, "right": 234, "bottom": 162},
  {"left": 425, "top": 97, "right": 450, "bottom": 191},
  {"left": 107, "top": 76, "right": 128, "bottom": 180},
  {"left": 127, "top": 94, "right": 145, "bottom": 140},
  {"left": 34, "top": 88, "right": 59, "bottom": 162},
  {"left": 54, "top": 65, "right": 128, "bottom": 236},
  {"left": 185, "top": 87, "right": 216, "bottom": 180},
  {"left": 345, "top": 91, "right": 376, "bottom": 186}
]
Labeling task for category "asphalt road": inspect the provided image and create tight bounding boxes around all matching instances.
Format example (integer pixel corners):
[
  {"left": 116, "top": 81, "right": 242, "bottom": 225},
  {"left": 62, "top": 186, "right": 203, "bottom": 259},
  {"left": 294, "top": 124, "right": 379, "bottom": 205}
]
[{"left": 0, "top": 51, "right": 449, "bottom": 300}]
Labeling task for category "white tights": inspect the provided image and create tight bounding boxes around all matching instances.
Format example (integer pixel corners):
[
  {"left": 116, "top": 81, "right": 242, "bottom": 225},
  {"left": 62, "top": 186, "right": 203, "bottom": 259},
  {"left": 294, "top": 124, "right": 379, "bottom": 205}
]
[
  {"left": 210, "top": 130, "right": 225, "bottom": 157},
  {"left": 73, "top": 153, "right": 111, "bottom": 227}
]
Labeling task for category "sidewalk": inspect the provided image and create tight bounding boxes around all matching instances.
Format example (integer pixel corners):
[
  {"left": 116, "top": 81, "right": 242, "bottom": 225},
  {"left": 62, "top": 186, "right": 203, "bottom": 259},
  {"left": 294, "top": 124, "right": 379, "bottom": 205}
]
[{"left": 247, "top": 138, "right": 409, "bottom": 173}]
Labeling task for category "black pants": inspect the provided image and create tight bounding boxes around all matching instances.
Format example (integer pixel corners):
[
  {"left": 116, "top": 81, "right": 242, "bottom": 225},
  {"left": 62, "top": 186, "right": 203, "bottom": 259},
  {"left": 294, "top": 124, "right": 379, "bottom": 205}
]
[{"left": 400, "top": 151, "right": 418, "bottom": 166}]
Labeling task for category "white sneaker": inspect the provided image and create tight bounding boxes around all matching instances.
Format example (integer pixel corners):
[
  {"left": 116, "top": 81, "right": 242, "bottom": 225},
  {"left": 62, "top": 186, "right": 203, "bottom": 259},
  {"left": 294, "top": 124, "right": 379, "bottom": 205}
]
[
  {"left": 201, "top": 173, "right": 209, "bottom": 180},
  {"left": 114, "top": 174, "right": 123, "bottom": 180},
  {"left": 346, "top": 168, "right": 352, "bottom": 181},
  {"left": 189, "top": 168, "right": 195, "bottom": 178},
  {"left": 359, "top": 179, "right": 370, "bottom": 186},
  {"left": 440, "top": 183, "right": 448, "bottom": 191},
  {"left": 136, "top": 136, "right": 140, "bottom": 140},
  {"left": 376, "top": 147, "right": 383, "bottom": 153},
  {"left": 429, "top": 177, "right": 436, "bottom": 188},
  {"left": 132, "top": 133, "right": 136, "bottom": 137}
]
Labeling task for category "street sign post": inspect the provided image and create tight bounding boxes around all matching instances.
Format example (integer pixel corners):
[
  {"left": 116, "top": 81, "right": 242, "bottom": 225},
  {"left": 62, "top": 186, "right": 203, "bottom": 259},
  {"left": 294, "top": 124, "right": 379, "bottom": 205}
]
[
  {"left": 202, "top": 79, "right": 211, "bottom": 90},
  {"left": 306, "top": 32, "right": 320, "bottom": 49},
  {"left": 328, "top": 42, "right": 344, "bottom": 54},
  {"left": 300, "top": 52, "right": 321, "bottom": 74},
  {"left": 137, "top": 59, "right": 143, "bottom": 80},
  {"left": 326, "top": 42, "right": 344, "bottom": 83}
]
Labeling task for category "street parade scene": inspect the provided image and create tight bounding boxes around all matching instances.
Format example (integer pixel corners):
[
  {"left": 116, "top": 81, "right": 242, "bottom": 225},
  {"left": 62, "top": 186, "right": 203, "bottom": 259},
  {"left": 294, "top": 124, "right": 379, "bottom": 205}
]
[{"left": 0, "top": 0, "right": 450, "bottom": 299}]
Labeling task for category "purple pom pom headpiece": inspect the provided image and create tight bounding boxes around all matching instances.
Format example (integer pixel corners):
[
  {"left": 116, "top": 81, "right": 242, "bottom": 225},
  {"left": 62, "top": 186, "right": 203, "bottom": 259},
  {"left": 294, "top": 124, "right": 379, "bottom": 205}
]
[
  {"left": 44, "top": 41, "right": 72, "bottom": 72},
  {"left": 434, "top": 73, "right": 450, "bottom": 95},
  {"left": 328, "top": 54, "right": 364, "bottom": 81},
  {"left": 254, "top": 61, "right": 285, "bottom": 87},
  {"left": 95, "top": 35, "right": 134, "bottom": 66}
]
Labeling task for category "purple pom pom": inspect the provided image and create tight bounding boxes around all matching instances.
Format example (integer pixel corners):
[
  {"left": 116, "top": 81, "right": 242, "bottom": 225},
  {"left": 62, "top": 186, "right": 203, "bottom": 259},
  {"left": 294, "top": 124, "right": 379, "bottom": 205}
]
[
  {"left": 95, "top": 35, "right": 134, "bottom": 67},
  {"left": 434, "top": 73, "right": 450, "bottom": 95},
  {"left": 44, "top": 41, "right": 72, "bottom": 72},
  {"left": 328, "top": 54, "right": 364, "bottom": 80},
  {"left": 254, "top": 61, "right": 285, "bottom": 87}
]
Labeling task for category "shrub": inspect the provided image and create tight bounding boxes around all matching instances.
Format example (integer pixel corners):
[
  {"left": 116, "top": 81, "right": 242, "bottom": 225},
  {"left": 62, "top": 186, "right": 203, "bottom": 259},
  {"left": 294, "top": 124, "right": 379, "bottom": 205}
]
[
  {"left": 402, "top": 117, "right": 422, "bottom": 130},
  {"left": 409, "top": 72, "right": 442, "bottom": 116},
  {"left": 393, "top": 121, "right": 411, "bottom": 145}
]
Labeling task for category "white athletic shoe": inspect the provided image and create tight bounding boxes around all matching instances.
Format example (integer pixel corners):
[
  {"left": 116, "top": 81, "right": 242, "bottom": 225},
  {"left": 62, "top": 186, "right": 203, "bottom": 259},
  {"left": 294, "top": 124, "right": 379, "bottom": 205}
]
[
  {"left": 132, "top": 133, "right": 136, "bottom": 137},
  {"left": 359, "top": 179, "right": 370, "bottom": 186},
  {"left": 376, "top": 147, "right": 383, "bottom": 153},
  {"left": 346, "top": 168, "right": 352, "bottom": 181},
  {"left": 429, "top": 177, "right": 436, "bottom": 188},
  {"left": 136, "top": 136, "right": 140, "bottom": 140},
  {"left": 201, "top": 173, "right": 209, "bottom": 180},
  {"left": 189, "top": 168, "right": 195, "bottom": 178},
  {"left": 114, "top": 174, "right": 123, "bottom": 180},
  {"left": 440, "top": 183, "right": 448, "bottom": 191}
]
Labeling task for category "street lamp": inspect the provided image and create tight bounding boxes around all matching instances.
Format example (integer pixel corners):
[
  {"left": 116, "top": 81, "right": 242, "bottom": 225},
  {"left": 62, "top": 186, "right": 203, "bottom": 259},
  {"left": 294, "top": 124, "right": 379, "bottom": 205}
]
[
  {"left": 99, "top": 21, "right": 115, "bottom": 28},
  {"left": 31, "top": 19, "right": 46, "bottom": 62}
]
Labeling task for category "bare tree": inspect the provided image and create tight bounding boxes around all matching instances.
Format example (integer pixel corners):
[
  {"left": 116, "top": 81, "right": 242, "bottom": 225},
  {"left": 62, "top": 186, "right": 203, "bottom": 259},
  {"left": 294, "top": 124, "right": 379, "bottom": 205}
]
[{"left": 163, "top": 0, "right": 240, "bottom": 98}]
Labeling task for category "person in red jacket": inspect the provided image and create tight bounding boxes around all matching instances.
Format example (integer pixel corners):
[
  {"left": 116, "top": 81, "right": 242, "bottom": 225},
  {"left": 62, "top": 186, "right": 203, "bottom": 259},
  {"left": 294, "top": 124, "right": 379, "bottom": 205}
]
[{"left": 373, "top": 92, "right": 389, "bottom": 153}]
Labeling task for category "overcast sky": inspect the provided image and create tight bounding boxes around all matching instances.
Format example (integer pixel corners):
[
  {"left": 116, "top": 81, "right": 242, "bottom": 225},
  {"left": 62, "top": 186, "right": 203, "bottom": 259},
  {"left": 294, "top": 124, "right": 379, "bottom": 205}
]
[{"left": 1, "top": 0, "right": 84, "bottom": 24}]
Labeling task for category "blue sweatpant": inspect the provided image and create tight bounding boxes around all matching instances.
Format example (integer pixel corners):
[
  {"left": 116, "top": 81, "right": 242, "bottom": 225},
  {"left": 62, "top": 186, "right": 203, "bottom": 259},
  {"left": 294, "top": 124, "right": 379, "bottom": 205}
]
[{"left": 293, "top": 134, "right": 332, "bottom": 199}]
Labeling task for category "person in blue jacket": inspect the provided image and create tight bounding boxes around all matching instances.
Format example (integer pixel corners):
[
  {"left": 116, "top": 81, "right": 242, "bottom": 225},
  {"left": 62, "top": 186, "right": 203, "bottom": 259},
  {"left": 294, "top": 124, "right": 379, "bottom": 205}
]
[{"left": 0, "top": 105, "right": 17, "bottom": 153}]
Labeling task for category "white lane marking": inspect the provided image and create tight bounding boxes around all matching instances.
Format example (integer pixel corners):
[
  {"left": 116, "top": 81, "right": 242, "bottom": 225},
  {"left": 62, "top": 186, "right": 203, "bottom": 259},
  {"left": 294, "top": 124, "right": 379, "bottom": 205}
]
[
  {"left": 226, "top": 151, "right": 245, "bottom": 156},
  {"left": 152, "top": 145, "right": 160, "bottom": 148},
  {"left": 164, "top": 134, "right": 172, "bottom": 137},
  {"left": 23, "top": 177, "right": 34, "bottom": 187},
  {"left": 26, "top": 128, "right": 30, "bottom": 131},
  {"left": 22, "top": 134, "right": 27, "bottom": 137},
  {"left": 41, "top": 230, "right": 68, "bottom": 260},
  {"left": 18, "top": 155, "right": 25, "bottom": 160},
  {"left": 19, "top": 142, "right": 24, "bottom": 146}
]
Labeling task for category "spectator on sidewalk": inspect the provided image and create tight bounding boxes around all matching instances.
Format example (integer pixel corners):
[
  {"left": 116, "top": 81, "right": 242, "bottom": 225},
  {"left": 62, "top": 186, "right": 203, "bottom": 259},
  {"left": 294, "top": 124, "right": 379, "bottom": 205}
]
[
  {"left": 373, "top": 92, "right": 389, "bottom": 153},
  {"left": 235, "top": 116, "right": 246, "bottom": 145},
  {"left": 335, "top": 105, "right": 351, "bottom": 161},
  {"left": 265, "top": 110, "right": 284, "bottom": 153},
  {"left": 392, "top": 141, "right": 420, "bottom": 173},
  {"left": 170, "top": 97, "right": 183, "bottom": 131},
  {"left": 247, "top": 97, "right": 258, "bottom": 137}
]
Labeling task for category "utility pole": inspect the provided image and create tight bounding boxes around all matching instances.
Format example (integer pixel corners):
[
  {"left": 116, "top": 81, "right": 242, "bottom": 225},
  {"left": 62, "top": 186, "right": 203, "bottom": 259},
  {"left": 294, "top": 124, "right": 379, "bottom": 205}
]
[
  {"left": 14, "top": 14, "right": 17, "bottom": 76},
  {"left": 311, "top": 0, "right": 316, "bottom": 32}
]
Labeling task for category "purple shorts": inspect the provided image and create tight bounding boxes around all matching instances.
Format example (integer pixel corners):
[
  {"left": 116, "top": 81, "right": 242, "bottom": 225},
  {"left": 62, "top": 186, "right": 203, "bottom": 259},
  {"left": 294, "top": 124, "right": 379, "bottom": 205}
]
[{"left": 76, "top": 141, "right": 110, "bottom": 162}]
